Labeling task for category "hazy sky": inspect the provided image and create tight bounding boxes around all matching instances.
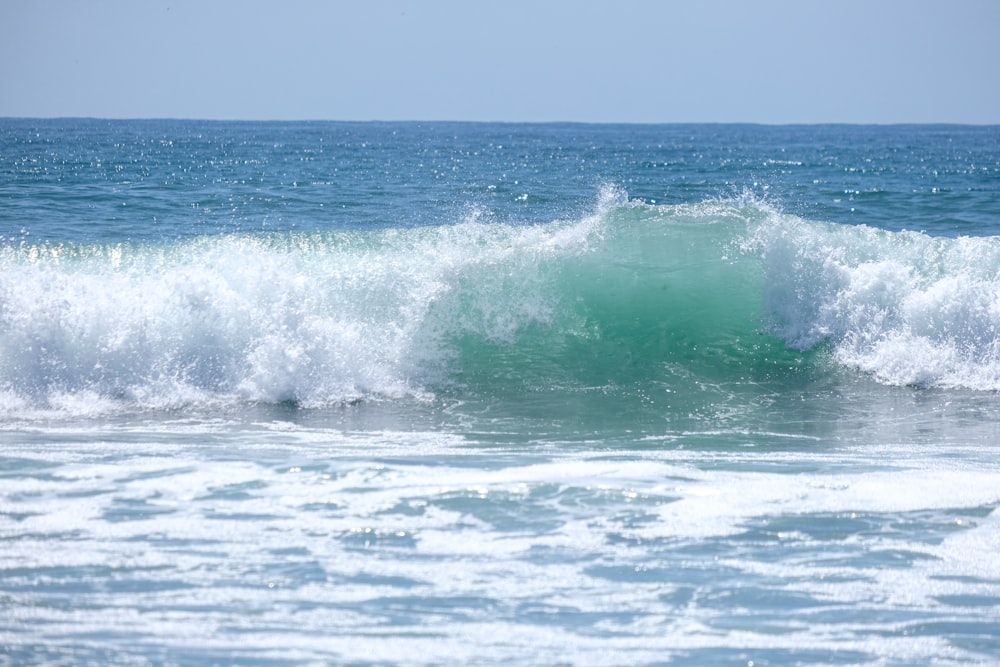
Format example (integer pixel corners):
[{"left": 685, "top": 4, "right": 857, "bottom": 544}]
[{"left": 2, "top": 0, "right": 998, "bottom": 123}]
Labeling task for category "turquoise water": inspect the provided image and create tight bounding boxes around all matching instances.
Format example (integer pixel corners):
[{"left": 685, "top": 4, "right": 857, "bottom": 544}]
[{"left": 2, "top": 120, "right": 1000, "bottom": 665}]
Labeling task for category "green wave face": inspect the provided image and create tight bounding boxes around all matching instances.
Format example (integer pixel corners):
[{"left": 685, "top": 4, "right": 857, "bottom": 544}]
[{"left": 431, "top": 201, "right": 822, "bottom": 436}]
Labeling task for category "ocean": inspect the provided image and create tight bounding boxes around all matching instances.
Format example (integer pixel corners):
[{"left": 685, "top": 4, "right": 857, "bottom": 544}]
[{"left": 1, "top": 119, "right": 999, "bottom": 666}]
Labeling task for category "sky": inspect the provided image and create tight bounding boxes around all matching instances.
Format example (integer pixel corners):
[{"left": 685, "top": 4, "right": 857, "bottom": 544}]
[{"left": 1, "top": 0, "right": 998, "bottom": 124}]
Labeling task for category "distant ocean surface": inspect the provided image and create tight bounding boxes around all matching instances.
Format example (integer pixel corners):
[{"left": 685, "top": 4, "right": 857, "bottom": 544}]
[{"left": 2, "top": 119, "right": 999, "bottom": 666}]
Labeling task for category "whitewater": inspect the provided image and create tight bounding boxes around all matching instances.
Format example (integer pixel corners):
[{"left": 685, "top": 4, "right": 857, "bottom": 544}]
[{"left": 1, "top": 120, "right": 999, "bottom": 665}]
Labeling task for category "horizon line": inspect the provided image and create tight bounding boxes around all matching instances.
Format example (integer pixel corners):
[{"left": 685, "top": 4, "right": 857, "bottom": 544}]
[{"left": 3, "top": 116, "right": 999, "bottom": 128}]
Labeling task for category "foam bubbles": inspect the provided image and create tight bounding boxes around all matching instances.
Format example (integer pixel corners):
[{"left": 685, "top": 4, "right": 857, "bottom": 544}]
[
  {"left": 0, "top": 214, "right": 602, "bottom": 418},
  {"left": 749, "top": 212, "right": 1000, "bottom": 389}
]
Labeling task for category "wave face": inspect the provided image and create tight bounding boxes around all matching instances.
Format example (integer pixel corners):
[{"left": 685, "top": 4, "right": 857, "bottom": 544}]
[{"left": 3, "top": 193, "right": 1000, "bottom": 418}]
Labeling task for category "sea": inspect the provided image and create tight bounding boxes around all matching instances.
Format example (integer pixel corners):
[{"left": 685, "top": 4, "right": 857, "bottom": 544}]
[{"left": 1, "top": 119, "right": 999, "bottom": 666}]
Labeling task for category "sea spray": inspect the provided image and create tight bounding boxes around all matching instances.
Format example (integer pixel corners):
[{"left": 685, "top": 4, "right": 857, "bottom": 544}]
[
  {"left": 0, "top": 209, "right": 605, "bottom": 416},
  {"left": 747, "top": 210, "right": 1000, "bottom": 388}
]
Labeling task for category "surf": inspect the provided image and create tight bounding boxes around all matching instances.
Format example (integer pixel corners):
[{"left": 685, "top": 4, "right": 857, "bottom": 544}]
[
  {"left": 748, "top": 208, "right": 1000, "bottom": 390},
  {"left": 2, "top": 190, "right": 999, "bottom": 419}
]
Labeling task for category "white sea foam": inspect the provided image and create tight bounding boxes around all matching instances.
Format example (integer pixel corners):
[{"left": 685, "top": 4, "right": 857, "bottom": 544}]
[
  {"left": 3, "top": 430, "right": 998, "bottom": 665},
  {"left": 0, "top": 212, "right": 603, "bottom": 418},
  {"left": 749, "top": 210, "right": 1000, "bottom": 389}
]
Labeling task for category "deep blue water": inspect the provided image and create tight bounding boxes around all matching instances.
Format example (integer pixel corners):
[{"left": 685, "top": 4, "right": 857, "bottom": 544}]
[
  {"left": 1, "top": 120, "right": 999, "bottom": 666},
  {"left": 5, "top": 120, "right": 998, "bottom": 243}
]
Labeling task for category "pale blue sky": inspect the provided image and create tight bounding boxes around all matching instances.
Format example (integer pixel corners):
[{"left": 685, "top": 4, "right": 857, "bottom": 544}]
[{"left": 2, "top": 0, "right": 998, "bottom": 123}]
